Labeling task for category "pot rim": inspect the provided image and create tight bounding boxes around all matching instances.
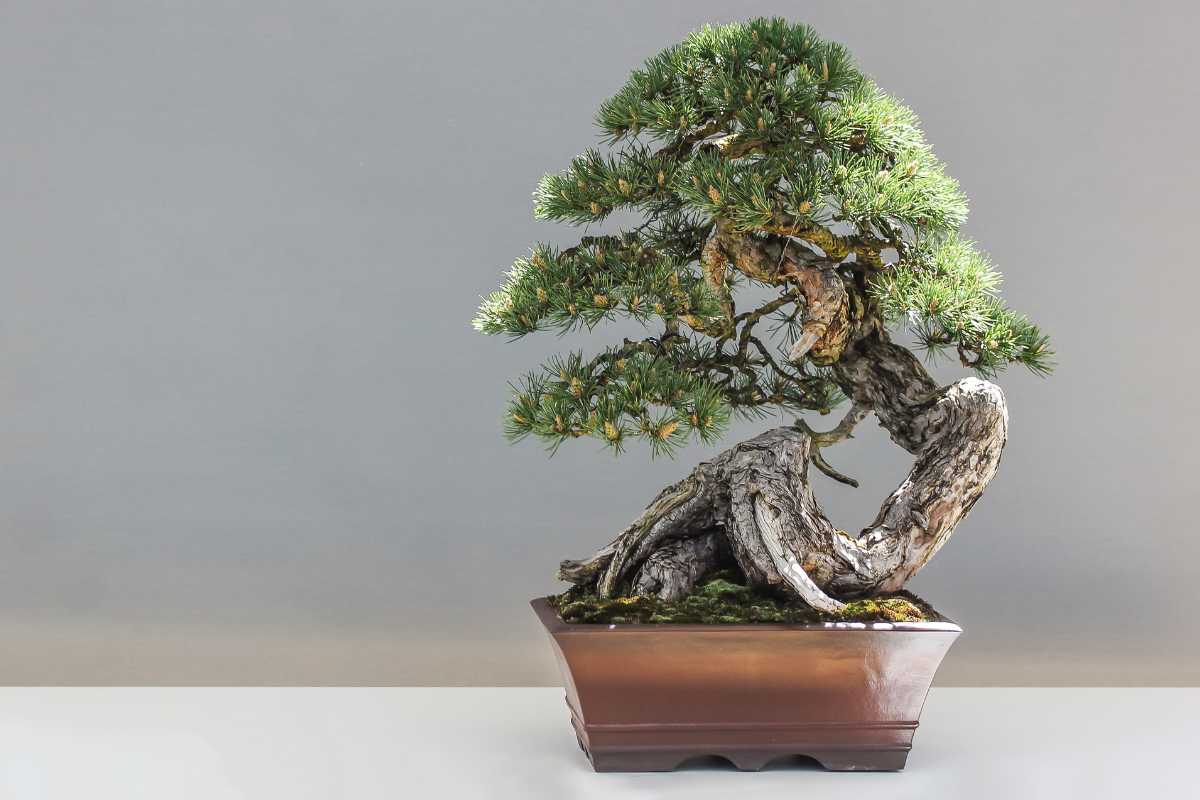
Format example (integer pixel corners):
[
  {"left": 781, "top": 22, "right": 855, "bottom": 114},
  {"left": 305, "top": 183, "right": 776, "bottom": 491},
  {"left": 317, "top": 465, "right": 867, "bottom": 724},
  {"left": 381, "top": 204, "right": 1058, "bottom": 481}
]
[{"left": 531, "top": 596, "right": 961, "bottom": 634}]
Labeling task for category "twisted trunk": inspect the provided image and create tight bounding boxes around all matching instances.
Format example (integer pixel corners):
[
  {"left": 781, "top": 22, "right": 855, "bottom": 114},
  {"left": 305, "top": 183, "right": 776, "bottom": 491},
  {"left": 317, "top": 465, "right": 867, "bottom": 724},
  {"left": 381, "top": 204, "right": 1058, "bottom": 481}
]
[{"left": 558, "top": 327, "right": 1008, "bottom": 610}]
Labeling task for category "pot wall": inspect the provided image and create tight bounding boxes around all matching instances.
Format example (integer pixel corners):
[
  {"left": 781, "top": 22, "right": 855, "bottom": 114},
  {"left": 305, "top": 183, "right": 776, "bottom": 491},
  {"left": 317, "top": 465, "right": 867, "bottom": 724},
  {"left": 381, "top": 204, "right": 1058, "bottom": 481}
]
[{"left": 532, "top": 597, "right": 961, "bottom": 771}]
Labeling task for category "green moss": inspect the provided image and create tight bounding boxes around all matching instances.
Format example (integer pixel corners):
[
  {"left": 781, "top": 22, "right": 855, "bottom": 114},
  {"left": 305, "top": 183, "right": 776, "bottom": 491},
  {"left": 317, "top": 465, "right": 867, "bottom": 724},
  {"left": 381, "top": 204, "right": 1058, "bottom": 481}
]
[{"left": 551, "top": 574, "right": 935, "bottom": 625}]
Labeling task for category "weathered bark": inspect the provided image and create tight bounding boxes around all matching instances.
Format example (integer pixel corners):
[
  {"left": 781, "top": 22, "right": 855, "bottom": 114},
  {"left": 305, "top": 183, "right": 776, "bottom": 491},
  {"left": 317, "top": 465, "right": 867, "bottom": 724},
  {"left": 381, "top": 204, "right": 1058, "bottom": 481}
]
[
  {"left": 630, "top": 531, "right": 727, "bottom": 600},
  {"left": 558, "top": 328, "right": 1009, "bottom": 610},
  {"left": 832, "top": 326, "right": 942, "bottom": 454},
  {"left": 782, "top": 262, "right": 849, "bottom": 366},
  {"left": 711, "top": 225, "right": 851, "bottom": 365}
]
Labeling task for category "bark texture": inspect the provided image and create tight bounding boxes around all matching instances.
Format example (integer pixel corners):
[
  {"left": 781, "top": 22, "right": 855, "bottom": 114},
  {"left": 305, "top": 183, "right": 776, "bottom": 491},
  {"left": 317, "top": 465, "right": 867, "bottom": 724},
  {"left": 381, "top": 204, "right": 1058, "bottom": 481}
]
[{"left": 559, "top": 327, "right": 1009, "bottom": 609}]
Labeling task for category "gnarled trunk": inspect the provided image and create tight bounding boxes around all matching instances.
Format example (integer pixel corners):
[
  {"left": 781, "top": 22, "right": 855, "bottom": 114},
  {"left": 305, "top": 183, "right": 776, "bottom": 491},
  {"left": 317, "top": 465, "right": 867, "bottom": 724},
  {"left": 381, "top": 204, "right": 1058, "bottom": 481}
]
[{"left": 558, "top": 329, "right": 1008, "bottom": 611}]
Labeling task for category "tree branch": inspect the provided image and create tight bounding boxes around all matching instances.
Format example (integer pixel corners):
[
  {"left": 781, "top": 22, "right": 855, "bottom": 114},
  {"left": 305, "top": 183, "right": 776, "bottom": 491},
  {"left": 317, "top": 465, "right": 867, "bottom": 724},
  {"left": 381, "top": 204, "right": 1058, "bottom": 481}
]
[
  {"left": 809, "top": 449, "right": 859, "bottom": 488},
  {"left": 792, "top": 401, "right": 871, "bottom": 487},
  {"left": 797, "top": 401, "right": 871, "bottom": 447},
  {"left": 734, "top": 288, "right": 802, "bottom": 356},
  {"left": 761, "top": 211, "right": 892, "bottom": 269}
]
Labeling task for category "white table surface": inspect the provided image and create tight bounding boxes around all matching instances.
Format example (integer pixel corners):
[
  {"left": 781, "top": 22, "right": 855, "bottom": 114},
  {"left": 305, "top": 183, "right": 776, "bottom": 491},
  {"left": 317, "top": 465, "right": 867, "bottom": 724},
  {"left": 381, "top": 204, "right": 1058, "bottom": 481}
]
[{"left": 0, "top": 687, "right": 1195, "bottom": 798}]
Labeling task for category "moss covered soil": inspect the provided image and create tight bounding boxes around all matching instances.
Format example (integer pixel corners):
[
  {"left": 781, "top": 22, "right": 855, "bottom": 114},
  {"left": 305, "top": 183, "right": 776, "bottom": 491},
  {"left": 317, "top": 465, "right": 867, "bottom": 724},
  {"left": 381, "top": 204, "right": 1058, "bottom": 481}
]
[{"left": 551, "top": 573, "right": 938, "bottom": 625}]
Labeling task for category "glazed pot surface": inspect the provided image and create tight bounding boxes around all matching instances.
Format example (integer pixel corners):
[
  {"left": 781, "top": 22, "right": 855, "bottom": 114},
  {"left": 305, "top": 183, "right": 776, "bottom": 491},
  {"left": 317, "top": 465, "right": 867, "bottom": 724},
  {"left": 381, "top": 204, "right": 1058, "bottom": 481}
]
[{"left": 532, "top": 597, "right": 960, "bottom": 772}]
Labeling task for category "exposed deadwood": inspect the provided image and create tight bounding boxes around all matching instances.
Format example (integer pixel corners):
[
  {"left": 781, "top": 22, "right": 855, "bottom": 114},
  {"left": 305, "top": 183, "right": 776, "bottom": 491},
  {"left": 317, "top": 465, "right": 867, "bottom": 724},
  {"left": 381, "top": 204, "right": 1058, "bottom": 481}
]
[
  {"left": 783, "top": 262, "right": 850, "bottom": 365},
  {"left": 752, "top": 494, "right": 847, "bottom": 612},
  {"left": 709, "top": 227, "right": 851, "bottom": 365}
]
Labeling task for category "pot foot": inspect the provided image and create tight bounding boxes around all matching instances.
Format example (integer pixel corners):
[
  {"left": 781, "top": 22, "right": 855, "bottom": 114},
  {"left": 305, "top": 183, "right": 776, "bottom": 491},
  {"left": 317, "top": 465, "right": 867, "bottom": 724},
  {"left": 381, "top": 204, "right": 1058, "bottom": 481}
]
[
  {"left": 588, "top": 749, "right": 699, "bottom": 772},
  {"left": 584, "top": 748, "right": 907, "bottom": 772},
  {"left": 809, "top": 749, "right": 909, "bottom": 771}
]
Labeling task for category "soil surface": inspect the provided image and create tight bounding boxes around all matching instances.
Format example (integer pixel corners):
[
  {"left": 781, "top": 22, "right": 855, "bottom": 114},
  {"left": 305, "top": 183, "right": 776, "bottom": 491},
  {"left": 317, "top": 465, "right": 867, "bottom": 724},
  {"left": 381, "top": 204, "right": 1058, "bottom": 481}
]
[{"left": 550, "top": 572, "right": 939, "bottom": 625}]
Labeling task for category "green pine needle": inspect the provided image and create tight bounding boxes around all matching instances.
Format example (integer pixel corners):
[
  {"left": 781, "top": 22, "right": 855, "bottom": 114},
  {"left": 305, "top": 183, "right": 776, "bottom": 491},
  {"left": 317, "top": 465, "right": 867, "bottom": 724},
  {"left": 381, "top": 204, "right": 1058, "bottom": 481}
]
[{"left": 475, "top": 17, "right": 1052, "bottom": 457}]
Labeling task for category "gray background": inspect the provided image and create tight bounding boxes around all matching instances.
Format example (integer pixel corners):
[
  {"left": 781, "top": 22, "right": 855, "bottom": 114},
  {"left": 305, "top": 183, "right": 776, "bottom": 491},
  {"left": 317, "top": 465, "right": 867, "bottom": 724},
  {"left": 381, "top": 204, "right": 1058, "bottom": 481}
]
[{"left": 1, "top": 0, "right": 1196, "bottom": 685}]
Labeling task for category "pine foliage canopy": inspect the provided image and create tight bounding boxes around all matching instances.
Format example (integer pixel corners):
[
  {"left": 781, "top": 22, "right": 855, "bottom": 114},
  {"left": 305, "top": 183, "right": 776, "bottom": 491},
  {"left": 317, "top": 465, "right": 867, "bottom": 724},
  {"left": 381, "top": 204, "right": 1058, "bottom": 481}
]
[{"left": 475, "top": 18, "right": 1051, "bottom": 455}]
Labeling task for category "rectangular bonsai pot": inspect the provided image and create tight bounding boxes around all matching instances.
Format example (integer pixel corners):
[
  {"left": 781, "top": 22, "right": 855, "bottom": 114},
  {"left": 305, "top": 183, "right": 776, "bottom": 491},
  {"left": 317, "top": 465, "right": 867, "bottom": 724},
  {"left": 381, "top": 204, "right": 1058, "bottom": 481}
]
[{"left": 532, "top": 597, "right": 960, "bottom": 772}]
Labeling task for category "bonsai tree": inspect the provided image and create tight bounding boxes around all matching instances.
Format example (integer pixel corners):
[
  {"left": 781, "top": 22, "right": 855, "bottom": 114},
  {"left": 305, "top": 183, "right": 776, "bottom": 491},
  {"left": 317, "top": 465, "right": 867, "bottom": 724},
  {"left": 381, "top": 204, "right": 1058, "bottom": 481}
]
[{"left": 475, "top": 18, "right": 1051, "bottom": 613}]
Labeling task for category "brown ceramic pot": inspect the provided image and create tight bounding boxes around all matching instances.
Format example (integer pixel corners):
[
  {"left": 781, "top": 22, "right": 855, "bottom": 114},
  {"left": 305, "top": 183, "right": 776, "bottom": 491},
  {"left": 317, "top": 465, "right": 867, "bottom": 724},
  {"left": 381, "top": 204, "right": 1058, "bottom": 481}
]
[{"left": 532, "top": 597, "right": 960, "bottom": 772}]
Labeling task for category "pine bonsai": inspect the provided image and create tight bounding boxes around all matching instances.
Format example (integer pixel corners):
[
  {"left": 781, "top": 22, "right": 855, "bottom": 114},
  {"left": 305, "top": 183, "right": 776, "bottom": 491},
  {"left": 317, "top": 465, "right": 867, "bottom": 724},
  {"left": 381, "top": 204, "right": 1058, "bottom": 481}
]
[{"left": 475, "top": 18, "right": 1051, "bottom": 613}]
